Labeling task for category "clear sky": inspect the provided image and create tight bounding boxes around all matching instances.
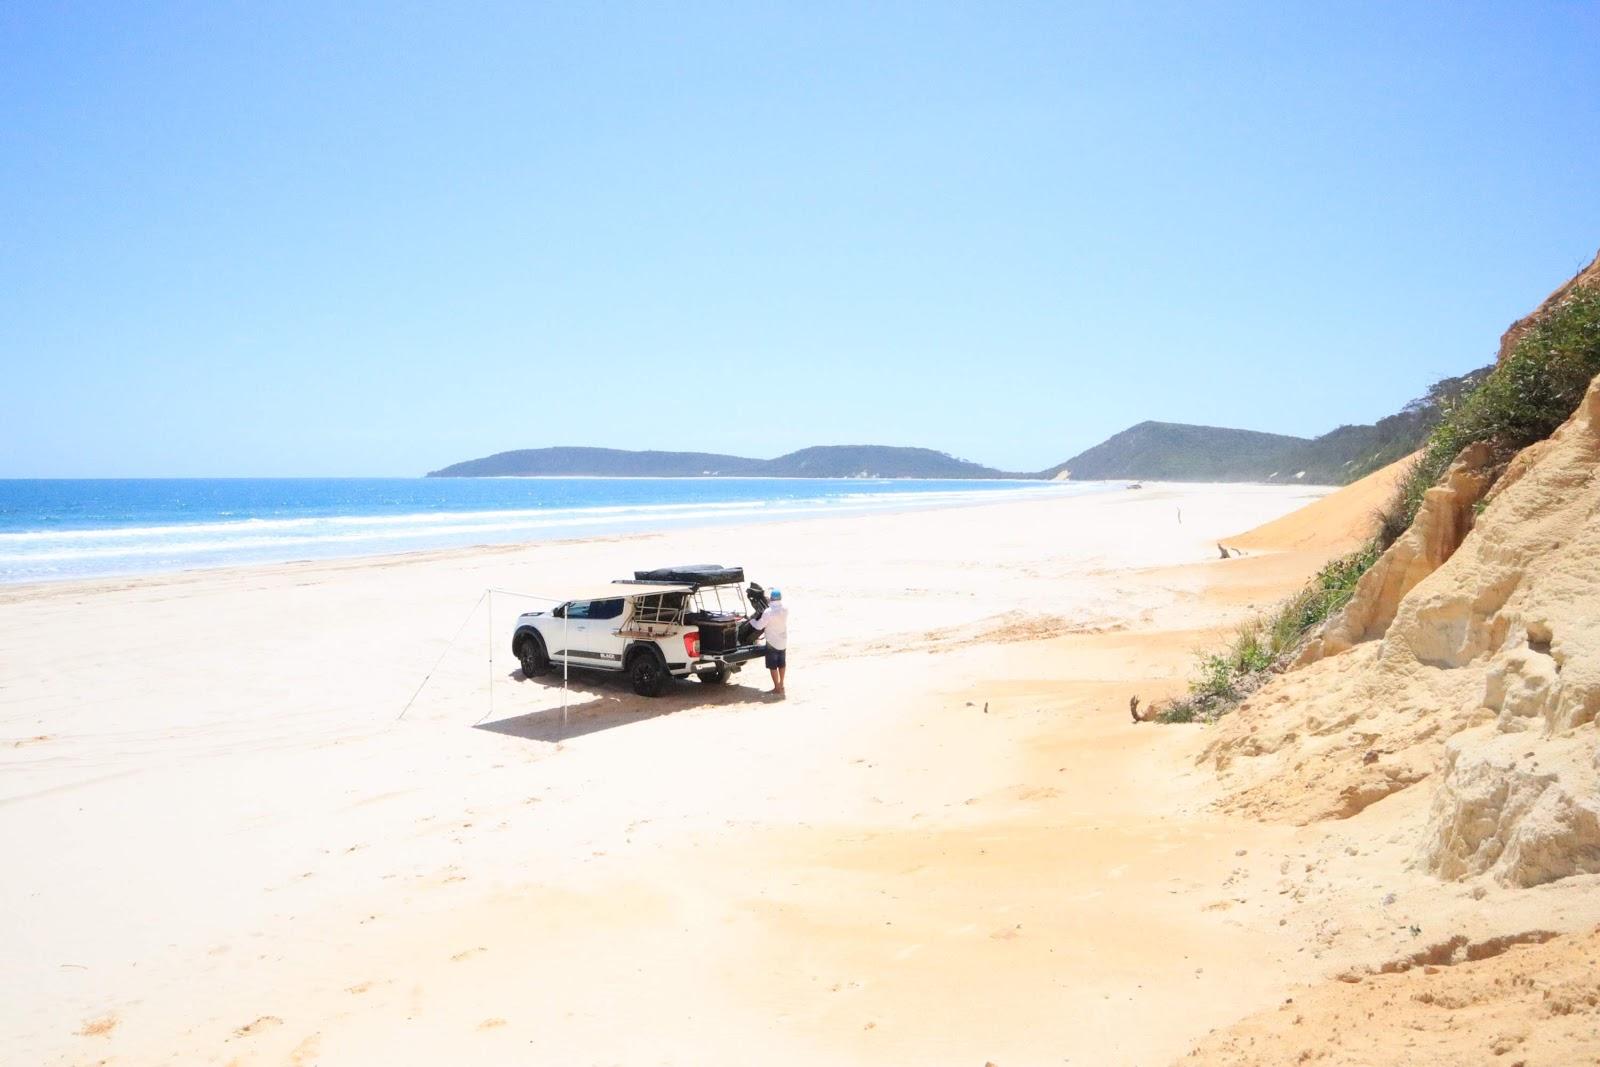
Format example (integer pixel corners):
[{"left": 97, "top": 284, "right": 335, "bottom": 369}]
[{"left": 3, "top": 2, "right": 1598, "bottom": 477}]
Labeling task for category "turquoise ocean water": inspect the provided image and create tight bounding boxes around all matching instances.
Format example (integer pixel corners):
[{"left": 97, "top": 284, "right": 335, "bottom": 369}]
[{"left": 0, "top": 477, "right": 1102, "bottom": 584}]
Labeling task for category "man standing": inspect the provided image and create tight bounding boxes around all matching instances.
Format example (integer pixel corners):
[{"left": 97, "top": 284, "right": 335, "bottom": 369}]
[{"left": 750, "top": 587, "right": 788, "bottom": 696}]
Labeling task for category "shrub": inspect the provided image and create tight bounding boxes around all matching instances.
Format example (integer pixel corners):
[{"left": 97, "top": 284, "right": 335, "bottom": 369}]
[
  {"left": 1155, "top": 542, "right": 1379, "bottom": 723},
  {"left": 1394, "top": 288, "right": 1600, "bottom": 530}
]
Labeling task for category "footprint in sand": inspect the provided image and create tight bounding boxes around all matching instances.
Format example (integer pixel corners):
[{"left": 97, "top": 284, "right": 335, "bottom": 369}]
[
  {"left": 478, "top": 1018, "right": 507, "bottom": 1030},
  {"left": 451, "top": 946, "right": 487, "bottom": 962},
  {"left": 234, "top": 1015, "right": 283, "bottom": 1037},
  {"left": 77, "top": 1014, "right": 118, "bottom": 1038}
]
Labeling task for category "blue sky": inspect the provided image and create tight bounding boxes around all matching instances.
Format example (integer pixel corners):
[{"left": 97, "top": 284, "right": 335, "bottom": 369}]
[{"left": 3, "top": 2, "right": 1597, "bottom": 476}]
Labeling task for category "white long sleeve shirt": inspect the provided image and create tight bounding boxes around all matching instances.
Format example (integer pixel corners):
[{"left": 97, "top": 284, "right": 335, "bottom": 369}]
[{"left": 751, "top": 600, "right": 788, "bottom": 650}]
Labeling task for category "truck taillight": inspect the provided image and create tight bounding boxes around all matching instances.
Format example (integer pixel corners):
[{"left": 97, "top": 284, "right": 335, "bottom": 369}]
[{"left": 684, "top": 632, "right": 700, "bottom": 658}]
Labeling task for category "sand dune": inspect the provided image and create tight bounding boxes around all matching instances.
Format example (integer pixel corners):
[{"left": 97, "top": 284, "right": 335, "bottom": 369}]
[{"left": 1228, "top": 453, "right": 1416, "bottom": 554}]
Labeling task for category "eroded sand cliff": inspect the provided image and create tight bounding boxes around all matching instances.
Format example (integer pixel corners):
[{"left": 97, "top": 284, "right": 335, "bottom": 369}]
[{"left": 1184, "top": 260, "right": 1600, "bottom": 1062}]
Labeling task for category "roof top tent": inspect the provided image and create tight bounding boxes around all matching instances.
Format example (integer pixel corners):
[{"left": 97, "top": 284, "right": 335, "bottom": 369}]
[{"left": 626, "top": 564, "right": 745, "bottom": 588}]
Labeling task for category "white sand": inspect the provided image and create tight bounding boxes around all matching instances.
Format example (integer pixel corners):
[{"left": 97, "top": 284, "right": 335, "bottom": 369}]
[{"left": 3, "top": 482, "right": 1342, "bottom": 1065}]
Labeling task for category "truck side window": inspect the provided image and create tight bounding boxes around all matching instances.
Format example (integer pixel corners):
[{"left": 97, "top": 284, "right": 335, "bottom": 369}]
[
  {"left": 588, "top": 598, "right": 624, "bottom": 621},
  {"left": 564, "top": 601, "right": 592, "bottom": 620}
]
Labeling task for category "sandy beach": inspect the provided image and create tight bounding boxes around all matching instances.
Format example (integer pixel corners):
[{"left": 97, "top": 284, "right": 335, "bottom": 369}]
[{"left": 10, "top": 479, "right": 1580, "bottom": 1066}]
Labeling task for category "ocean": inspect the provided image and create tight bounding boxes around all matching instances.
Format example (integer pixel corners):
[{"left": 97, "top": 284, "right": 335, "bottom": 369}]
[{"left": 0, "top": 477, "right": 1103, "bottom": 584}]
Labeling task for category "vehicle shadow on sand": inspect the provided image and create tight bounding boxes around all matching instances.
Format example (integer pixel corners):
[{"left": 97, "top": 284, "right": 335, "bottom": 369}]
[{"left": 474, "top": 669, "right": 777, "bottom": 743}]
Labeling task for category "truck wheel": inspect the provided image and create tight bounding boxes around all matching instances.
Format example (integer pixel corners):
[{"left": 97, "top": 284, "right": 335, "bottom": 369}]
[
  {"left": 697, "top": 666, "right": 729, "bottom": 685},
  {"left": 628, "top": 650, "right": 668, "bottom": 697},
  {"left": 517, "top": 634, "right": 550, "bottom": 677}
]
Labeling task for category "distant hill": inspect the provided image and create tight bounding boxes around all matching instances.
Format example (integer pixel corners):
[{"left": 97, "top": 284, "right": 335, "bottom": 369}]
[
  {"left": 433, "top": 368, "right": 1492, "bottom": 484},
  {"left": 1043, "top": 423, "right": 1308, "bottom": 482},
  {"left": 763, "top": 445, "right": 1014, "bottom": 479},
  {"left": 1045, "top": 367, "right": 1491, "bottom": 485},
  {"left": 428, "top": 444, "right": 1019, "bottom": 479},
  {"left": 427, "top": 447, "right": 765, "bottom": 478}
]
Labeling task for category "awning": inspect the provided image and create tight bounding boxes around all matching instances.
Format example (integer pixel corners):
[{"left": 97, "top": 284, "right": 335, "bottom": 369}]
[{"left": 551, "top": 583, "right": 693, "bottom": 603}]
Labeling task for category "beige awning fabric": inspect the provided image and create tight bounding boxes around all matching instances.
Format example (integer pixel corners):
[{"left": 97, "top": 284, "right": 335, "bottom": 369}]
[{"left": 554, "top": 583, "right": 693, "bottom": 603}]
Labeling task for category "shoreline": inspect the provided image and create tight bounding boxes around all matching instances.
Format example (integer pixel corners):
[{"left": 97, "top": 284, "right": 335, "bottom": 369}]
[
  {"left": 0, "top": 479, "right": 1328, "bottom": 597},
  {"left": 0, "top": 478, "right": 1108, "bottom": 589}
]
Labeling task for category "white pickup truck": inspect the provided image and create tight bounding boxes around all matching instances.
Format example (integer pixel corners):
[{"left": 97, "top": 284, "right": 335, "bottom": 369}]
[{"left": 511, "top": 565, "right": 770, "bottom": 696}]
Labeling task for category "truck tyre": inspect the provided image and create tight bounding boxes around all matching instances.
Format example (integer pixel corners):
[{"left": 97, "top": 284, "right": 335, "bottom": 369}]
[
  {"left": 628, "top": 648, "right": 668, "bottom": 697},
  {"left": 516, "top": 633, "right": 550, "bottom": 677},
  {"left": 697, "top": 666, "right": 729, "bottom": 685}
]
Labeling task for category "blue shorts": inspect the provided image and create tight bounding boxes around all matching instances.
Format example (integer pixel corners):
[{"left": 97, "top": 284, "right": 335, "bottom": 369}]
[{"left": 765, "top": 647, "right": 787, "bottom": 669}]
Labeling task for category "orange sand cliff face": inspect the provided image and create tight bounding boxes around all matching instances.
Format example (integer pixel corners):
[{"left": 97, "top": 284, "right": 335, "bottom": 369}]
[
  {"left": 1181, "top": 349, "right": 1600, "bottom": 1064},
  {"left": 1203, "top": 371, "right": 1600, "bottom": 854}
]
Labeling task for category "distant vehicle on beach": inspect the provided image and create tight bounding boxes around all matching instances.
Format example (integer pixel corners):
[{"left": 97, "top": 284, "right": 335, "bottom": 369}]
[{"left": 512, "top": 565, "right": 771, "bottom": 696}]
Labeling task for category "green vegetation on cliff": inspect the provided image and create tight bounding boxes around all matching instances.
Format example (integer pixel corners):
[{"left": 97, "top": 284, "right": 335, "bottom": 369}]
[{"left": 1391, "top": 287, "right": 1600, "bottom": 535}]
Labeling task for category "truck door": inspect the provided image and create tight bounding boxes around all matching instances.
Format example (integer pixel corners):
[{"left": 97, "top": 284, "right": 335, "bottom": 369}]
[
  {"left": 581, "top": 597, "right": 629, "bottom": 668},
  {"left": 548, "top": 600, "right": 590, "bottom": 664}
]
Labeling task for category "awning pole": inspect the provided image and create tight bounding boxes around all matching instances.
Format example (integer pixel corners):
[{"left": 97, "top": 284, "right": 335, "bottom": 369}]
[
  {"left": 562, "top": 612, "right": 570, "bottom": 738},
  {"left": 486, "top": 589, "right": 493, "bottom": 722}
]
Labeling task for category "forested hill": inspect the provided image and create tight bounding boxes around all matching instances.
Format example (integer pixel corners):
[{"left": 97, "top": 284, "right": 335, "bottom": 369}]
[
  {"left": 1043, "top": 366, "right": 1491, "bottom": 484},
  {"left": 763, "top": 446, "right": 1016, "bottom": 478},
  {"left": 427, "top": 447, "right": 764, "bottom": 478},
  {"left": 427, "top": 445, "right": 1020, "bottom": 479},
  {"left": 1042, "top": 423, "right": 1309, "bottom": 482}
]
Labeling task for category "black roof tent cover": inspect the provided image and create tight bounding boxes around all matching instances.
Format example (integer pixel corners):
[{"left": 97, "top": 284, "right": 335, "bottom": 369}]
[{"left": 632, "top": 564, "right": 745, "bottom": 587}]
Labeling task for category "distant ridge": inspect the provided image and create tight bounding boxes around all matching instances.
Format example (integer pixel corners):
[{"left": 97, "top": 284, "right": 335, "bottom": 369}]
[
  {"left": 427, "top": 447, "right": 764, "bottom": 478},
  {"left": 1044, "top": 366, "right": 1490, "bottom": 484},
  {"left": 427, "top": 445, "right": 1021, "bottom": 480},
  {"left": 1044, "top": 422, "right": 1308, "bottom": 482},
  {"left": 430, "top": 367, "right": 1490, "bottom": 484}
]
